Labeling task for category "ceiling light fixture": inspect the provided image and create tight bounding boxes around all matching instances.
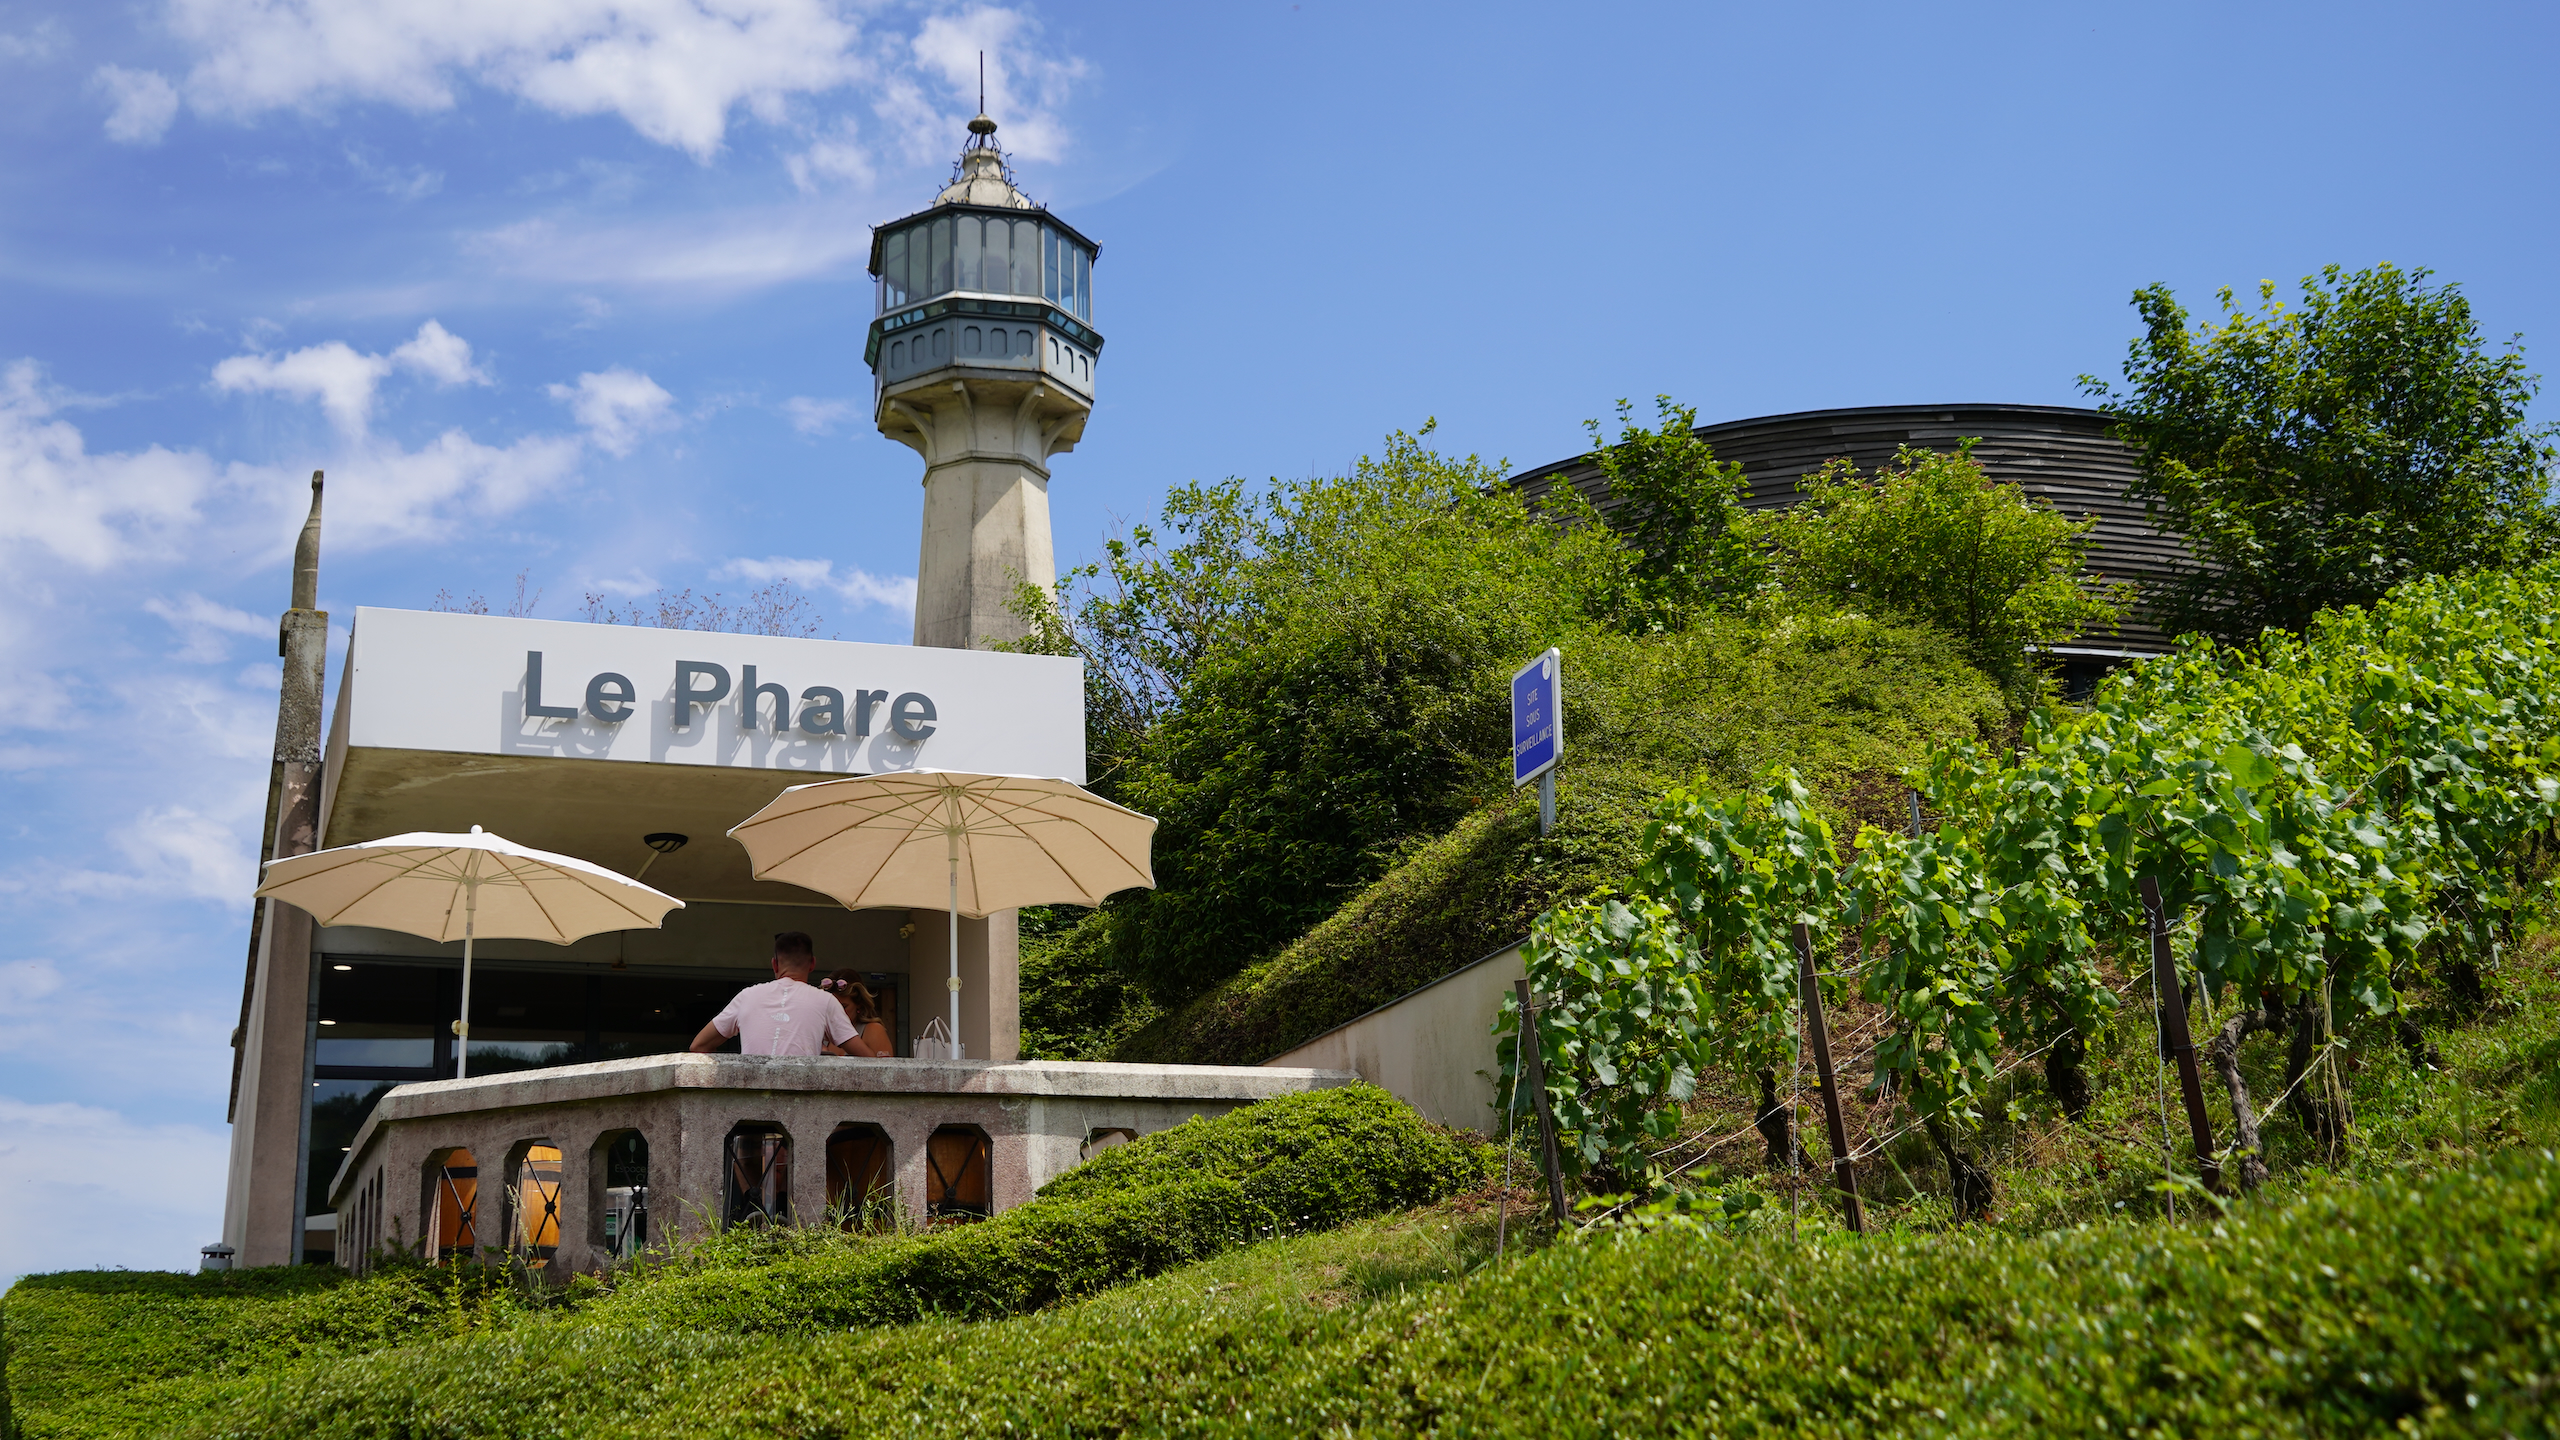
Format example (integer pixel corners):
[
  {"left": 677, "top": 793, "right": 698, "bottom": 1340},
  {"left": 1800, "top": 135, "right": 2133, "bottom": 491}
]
[{"left": 633, "top": 832, "right": 689, "bottom": 880}]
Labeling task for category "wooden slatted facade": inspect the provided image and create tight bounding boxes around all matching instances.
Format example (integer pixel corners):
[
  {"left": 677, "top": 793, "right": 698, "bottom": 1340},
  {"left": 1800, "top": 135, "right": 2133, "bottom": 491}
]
[{"left": 1505, "top": 403, "right": 2184, "bottom": 656}]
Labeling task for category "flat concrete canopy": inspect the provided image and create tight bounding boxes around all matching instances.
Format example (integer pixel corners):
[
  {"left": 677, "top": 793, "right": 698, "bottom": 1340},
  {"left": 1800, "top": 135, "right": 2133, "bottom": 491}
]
[{"left": 323, "top": 747, "right": 841, "bottom": 904}]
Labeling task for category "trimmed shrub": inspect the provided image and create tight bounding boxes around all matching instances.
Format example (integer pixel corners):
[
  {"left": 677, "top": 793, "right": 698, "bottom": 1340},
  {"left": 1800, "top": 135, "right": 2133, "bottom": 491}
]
[
  {"left": 1034, "top": 1083, "right": 1489, "bottom": 1222},
  {"left": 578, "top": 1084, "right": 1487, "bottom": 1335}
]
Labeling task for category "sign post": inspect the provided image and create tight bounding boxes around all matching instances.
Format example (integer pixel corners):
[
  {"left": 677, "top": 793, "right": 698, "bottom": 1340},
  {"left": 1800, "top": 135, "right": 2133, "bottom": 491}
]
[{"left": 1512, "top": 648, "right": 1562, "bottom": 835}]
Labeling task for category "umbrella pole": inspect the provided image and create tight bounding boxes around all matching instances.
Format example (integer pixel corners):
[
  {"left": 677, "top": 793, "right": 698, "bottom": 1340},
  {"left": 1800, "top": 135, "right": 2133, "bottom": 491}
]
[
  {"left": 456, "top": 888, "right": 476, "bottom": 1079},
  {"left": 948, "top": 838, "right": 961, "bottom": 1061}
]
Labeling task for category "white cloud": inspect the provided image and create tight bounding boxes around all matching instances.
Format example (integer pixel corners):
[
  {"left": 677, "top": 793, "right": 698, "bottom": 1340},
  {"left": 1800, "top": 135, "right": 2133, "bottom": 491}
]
[
  {"left": 0, "top": 1097, "right": 231, "bottom": 1282},
  {"left": 213, "top": 320, "right": 490, "bottom": 437},
  {"left": 388, "top": 320, "right": 488, "bottom": 387},
  {"left": 785, "top": 117, "right": 872, "bottom": 194},
  {"left": 107, "top": 804, "right": 260, "bottom": 906},
  {"left": 467, "top": 209, "right": 872, "bottom": 292},
  {"left": 782, "top": 395, "right": 853, "bottom": 434},
  {"left": 167, "top": 0, "right": 872, "bottom": 161},
  {"left": 329, "top": 427, "right": 584, "bottom": 548},
  {"left": 345, "top": 147, "right": 444, "bottom": 201},
  {"left": 0, "top": 360, "right": 277, "bottom": 572},
  {"left": 896, "top": 6, "right": 1084, "bottom": 163},
  {"left": 2, "top": 350, "right": 579, "bottom": 577},
  {"left": 548, "top": 368, "right": 673, "bottom": 456},
  {"left": 144, "top": 593, "right": 270, "bottom": 663},
  {"left": 93, "top": 65, "right": 181, "bottom": 145},
  {"left": 212, "top": 340, "right": 390, "bottom": 437},
  {"left": 717, "top": 555, "right": 913, "bottom": 613},
  {"left": 0, "top": 21, "right": 68, "bottom": 62}
]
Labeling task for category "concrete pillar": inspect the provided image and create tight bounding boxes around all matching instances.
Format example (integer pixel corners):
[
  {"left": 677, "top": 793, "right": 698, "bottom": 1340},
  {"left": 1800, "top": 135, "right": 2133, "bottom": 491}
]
[
  {"left": 906, "top": 907, "right": 1017, "bottom": 1062},
  {"left": 885, "top": 379, "right": 1080, "bottom": 652},
  {"left": 221, "top": 474, "right": 329, "bottom": 1267}
]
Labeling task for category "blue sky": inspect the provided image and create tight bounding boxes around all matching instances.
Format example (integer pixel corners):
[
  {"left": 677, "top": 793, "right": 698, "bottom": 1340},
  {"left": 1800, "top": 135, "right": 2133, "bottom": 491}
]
[{"left": 3, "top": 0, "right": 2555, "bottom": 1278}]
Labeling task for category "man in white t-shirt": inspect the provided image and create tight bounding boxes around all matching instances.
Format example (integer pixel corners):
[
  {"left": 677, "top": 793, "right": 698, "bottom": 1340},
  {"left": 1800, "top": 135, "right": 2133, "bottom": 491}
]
[{"left": 687, "top": 931, "right": 856, "bottom": 1058}]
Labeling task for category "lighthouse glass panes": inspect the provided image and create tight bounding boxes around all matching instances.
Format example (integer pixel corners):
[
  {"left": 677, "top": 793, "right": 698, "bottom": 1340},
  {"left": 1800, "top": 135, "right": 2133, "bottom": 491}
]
[{"left": 877, "top": 216, "right": 1092, "bottom": 320}]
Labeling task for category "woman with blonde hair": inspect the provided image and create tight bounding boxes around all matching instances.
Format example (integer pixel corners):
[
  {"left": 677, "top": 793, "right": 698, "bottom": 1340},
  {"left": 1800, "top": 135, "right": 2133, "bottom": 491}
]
[{"left": 818, "top": 972, "right": 895, "bottom": 1058}]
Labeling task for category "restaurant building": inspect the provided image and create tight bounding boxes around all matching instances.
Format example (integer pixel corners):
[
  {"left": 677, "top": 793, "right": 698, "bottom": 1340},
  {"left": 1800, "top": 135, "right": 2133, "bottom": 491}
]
[{"left": 217, "top": 112, "right": 1351, "bottom": 1270}]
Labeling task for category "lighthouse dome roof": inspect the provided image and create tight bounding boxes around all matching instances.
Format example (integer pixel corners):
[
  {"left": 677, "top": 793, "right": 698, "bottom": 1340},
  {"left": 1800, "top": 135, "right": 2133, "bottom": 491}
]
[{"left": 935, "top": 117, "right": 1036, "bottom": 210}]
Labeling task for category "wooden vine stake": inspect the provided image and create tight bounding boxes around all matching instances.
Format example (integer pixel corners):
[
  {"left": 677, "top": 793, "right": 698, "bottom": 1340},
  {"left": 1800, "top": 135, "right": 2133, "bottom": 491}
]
[
  {"left": 1790, "top": 923, "right": 1866, "bottom": 1233},
  {"left": 2137, "top": 877, "right": 2224, "bottom": 1194},
  {"left": 1512, "top": 977, "right": 1572, "bottom": 1225}
]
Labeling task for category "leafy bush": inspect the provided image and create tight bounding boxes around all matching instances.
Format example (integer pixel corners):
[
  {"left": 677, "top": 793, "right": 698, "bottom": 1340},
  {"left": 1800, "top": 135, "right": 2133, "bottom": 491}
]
[
  {"left": 1035, "top": 1083, "right": 1487, "bottom": 1220},
  {"left": 1748, "top": 440, "right": 2129, "bottom": 702}
]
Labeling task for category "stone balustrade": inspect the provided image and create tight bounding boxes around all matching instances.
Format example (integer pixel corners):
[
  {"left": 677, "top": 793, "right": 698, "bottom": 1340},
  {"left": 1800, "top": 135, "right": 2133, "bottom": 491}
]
[{"left": 327, "top": 1054, "right": 1354, "bottom": 1273}]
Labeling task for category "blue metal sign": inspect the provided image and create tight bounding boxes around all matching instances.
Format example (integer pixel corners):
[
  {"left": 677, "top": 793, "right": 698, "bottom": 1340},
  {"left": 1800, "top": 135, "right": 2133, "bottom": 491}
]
[{"left": 1511, "top": 648, "right": 1561, "bottom": 787}]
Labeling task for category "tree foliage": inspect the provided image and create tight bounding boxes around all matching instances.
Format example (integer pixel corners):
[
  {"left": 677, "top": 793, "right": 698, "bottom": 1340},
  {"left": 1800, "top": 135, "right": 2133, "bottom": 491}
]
[
  {"left": 1009, "top": 425, "right": 1633, "bottom": 1003},
  {"left": 1750, "top": 442, "right": 2128, "bottom": 701},
  {"left": 1580, "top": 395, "right": 1761, "bottom": 630},
  {"left": 2084, "top": 262, "right": 2558, "bottom": 642},
  {"left": 1010, "top": 405, "right": 2135, "bottom": 1021}
]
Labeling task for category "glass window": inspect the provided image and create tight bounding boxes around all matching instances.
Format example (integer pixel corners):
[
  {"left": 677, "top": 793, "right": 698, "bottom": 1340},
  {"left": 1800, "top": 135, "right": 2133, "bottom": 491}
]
[
  {"left": 1073, "top": 245, "right": 1091, "bottom": 319},
  {"left": 430, "top": 1147, "right": 477, "bottom": 1261},
  {"left": 980, "top": 218, "right": 1006, "bottom": 293},
  {"left": 881, "top": 230, "right": 907, "bottom": 308},
  {"left": 457, "top": 969, "right": 588, "bottom": 1076},
  {"left": 905, "top": 224, "right": 929, "bottom": 304},
  {"left": 955, "top": 216, "right": 979, "bottom": 292},
  {"left": 928, "top": 217, "right": 952, "bottom": 297},
  {"left": 306, "top": 1078, "right": 400, "bottom": 1216},
  {"left": 1013, "top": 220, "right": 1040, "bottom": 295},
  {"left": 1043, "top": 226, "right": 1059, "bottom": 305}
]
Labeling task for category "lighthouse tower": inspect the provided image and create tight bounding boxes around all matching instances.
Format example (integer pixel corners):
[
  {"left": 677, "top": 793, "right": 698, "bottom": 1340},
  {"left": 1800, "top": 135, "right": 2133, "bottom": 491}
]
[{"left": 866, "top": 112, "right": 1101, "bottom": 650}]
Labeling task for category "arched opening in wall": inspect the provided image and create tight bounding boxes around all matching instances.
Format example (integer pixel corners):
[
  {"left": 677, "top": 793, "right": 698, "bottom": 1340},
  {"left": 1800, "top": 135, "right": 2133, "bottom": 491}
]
[
  {"left": 357, "top": 1168, "right": 385, "bottom": 1273},
  {"left": 502, "top": 1141, "right": 564, "bottom": 1269},
  {"left": 590, "top": 1130, "right": 650, "bottom": 1262},
  {"left": 925, "top": 1125, "right": 991, "bottom": 1222},
  {"left": 425, "top": 1148, "right": 478, "bottom": 1263},
  {"left": 1081, "top": 1127, "right": 1138, "bottom": 1163},
  {"left": 725, "top": 1122, "right": 793, "bottom": 1228},
  {"left": 825, "top": 1124, "right": 894, "bottom": 1231}
]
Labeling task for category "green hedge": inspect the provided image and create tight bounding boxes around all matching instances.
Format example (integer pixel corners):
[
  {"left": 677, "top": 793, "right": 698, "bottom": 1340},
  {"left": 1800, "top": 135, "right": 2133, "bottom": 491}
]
[
  {"left": 86, "top": 1144, "right": 2560, "bottom": 1437},
  {"left": 573, "top": 1084, "right": 1488, "bottom": 1335}
]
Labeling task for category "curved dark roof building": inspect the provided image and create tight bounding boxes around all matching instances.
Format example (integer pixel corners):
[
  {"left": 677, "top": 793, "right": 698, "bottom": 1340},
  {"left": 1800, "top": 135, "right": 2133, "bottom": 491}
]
[{"left": 1506, "top": 402, "right": 2183, "bottom": 656}]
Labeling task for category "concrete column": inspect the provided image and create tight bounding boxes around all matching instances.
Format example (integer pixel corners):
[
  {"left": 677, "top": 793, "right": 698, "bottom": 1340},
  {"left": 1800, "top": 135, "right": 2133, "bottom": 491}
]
[
  {"left": 906, "top": 908, "right": 1017, "bottom": 1062},
  {"left": 221, "top": 475, "right": 329, "bottom": 1267},
  {"left": 914, "top": 457, "right": 1054, "bottom": 650},
  {"left": 886, "top": 379, "right": 1079, "bottom": 652}
]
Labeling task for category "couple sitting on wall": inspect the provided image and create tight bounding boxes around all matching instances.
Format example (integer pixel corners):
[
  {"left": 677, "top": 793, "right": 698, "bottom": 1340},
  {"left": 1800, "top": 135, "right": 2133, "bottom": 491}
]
[{"left": 688, "top": 931, "right": 894, "bottom": 1059}]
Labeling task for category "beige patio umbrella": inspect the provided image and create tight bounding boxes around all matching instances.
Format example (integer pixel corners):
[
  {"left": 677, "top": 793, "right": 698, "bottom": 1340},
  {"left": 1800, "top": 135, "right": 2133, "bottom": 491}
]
[
  {"left": 727, "top": 771, "right": 1156, "bottom": 1058},
  {"left": 254, "top": 826, "right": 684, "bottom": 1077}
]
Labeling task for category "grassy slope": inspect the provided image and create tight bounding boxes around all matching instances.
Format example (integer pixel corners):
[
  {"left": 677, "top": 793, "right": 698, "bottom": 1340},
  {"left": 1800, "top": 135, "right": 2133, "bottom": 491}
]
[
  {"left": 25, "top": 1151, "right": 2560, "bottom": 1438},
  {"left": 13, "top": 923, "right": 2559, "bottom": 1438},
  {"left": 1107, "top": 615, "right": 2006, "bottom": 1067}
]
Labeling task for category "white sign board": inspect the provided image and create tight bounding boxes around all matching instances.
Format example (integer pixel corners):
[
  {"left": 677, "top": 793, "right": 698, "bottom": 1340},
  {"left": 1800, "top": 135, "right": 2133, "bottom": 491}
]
[{"left": 335, "top": 608, "right": 1087, "bottom": 783}]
